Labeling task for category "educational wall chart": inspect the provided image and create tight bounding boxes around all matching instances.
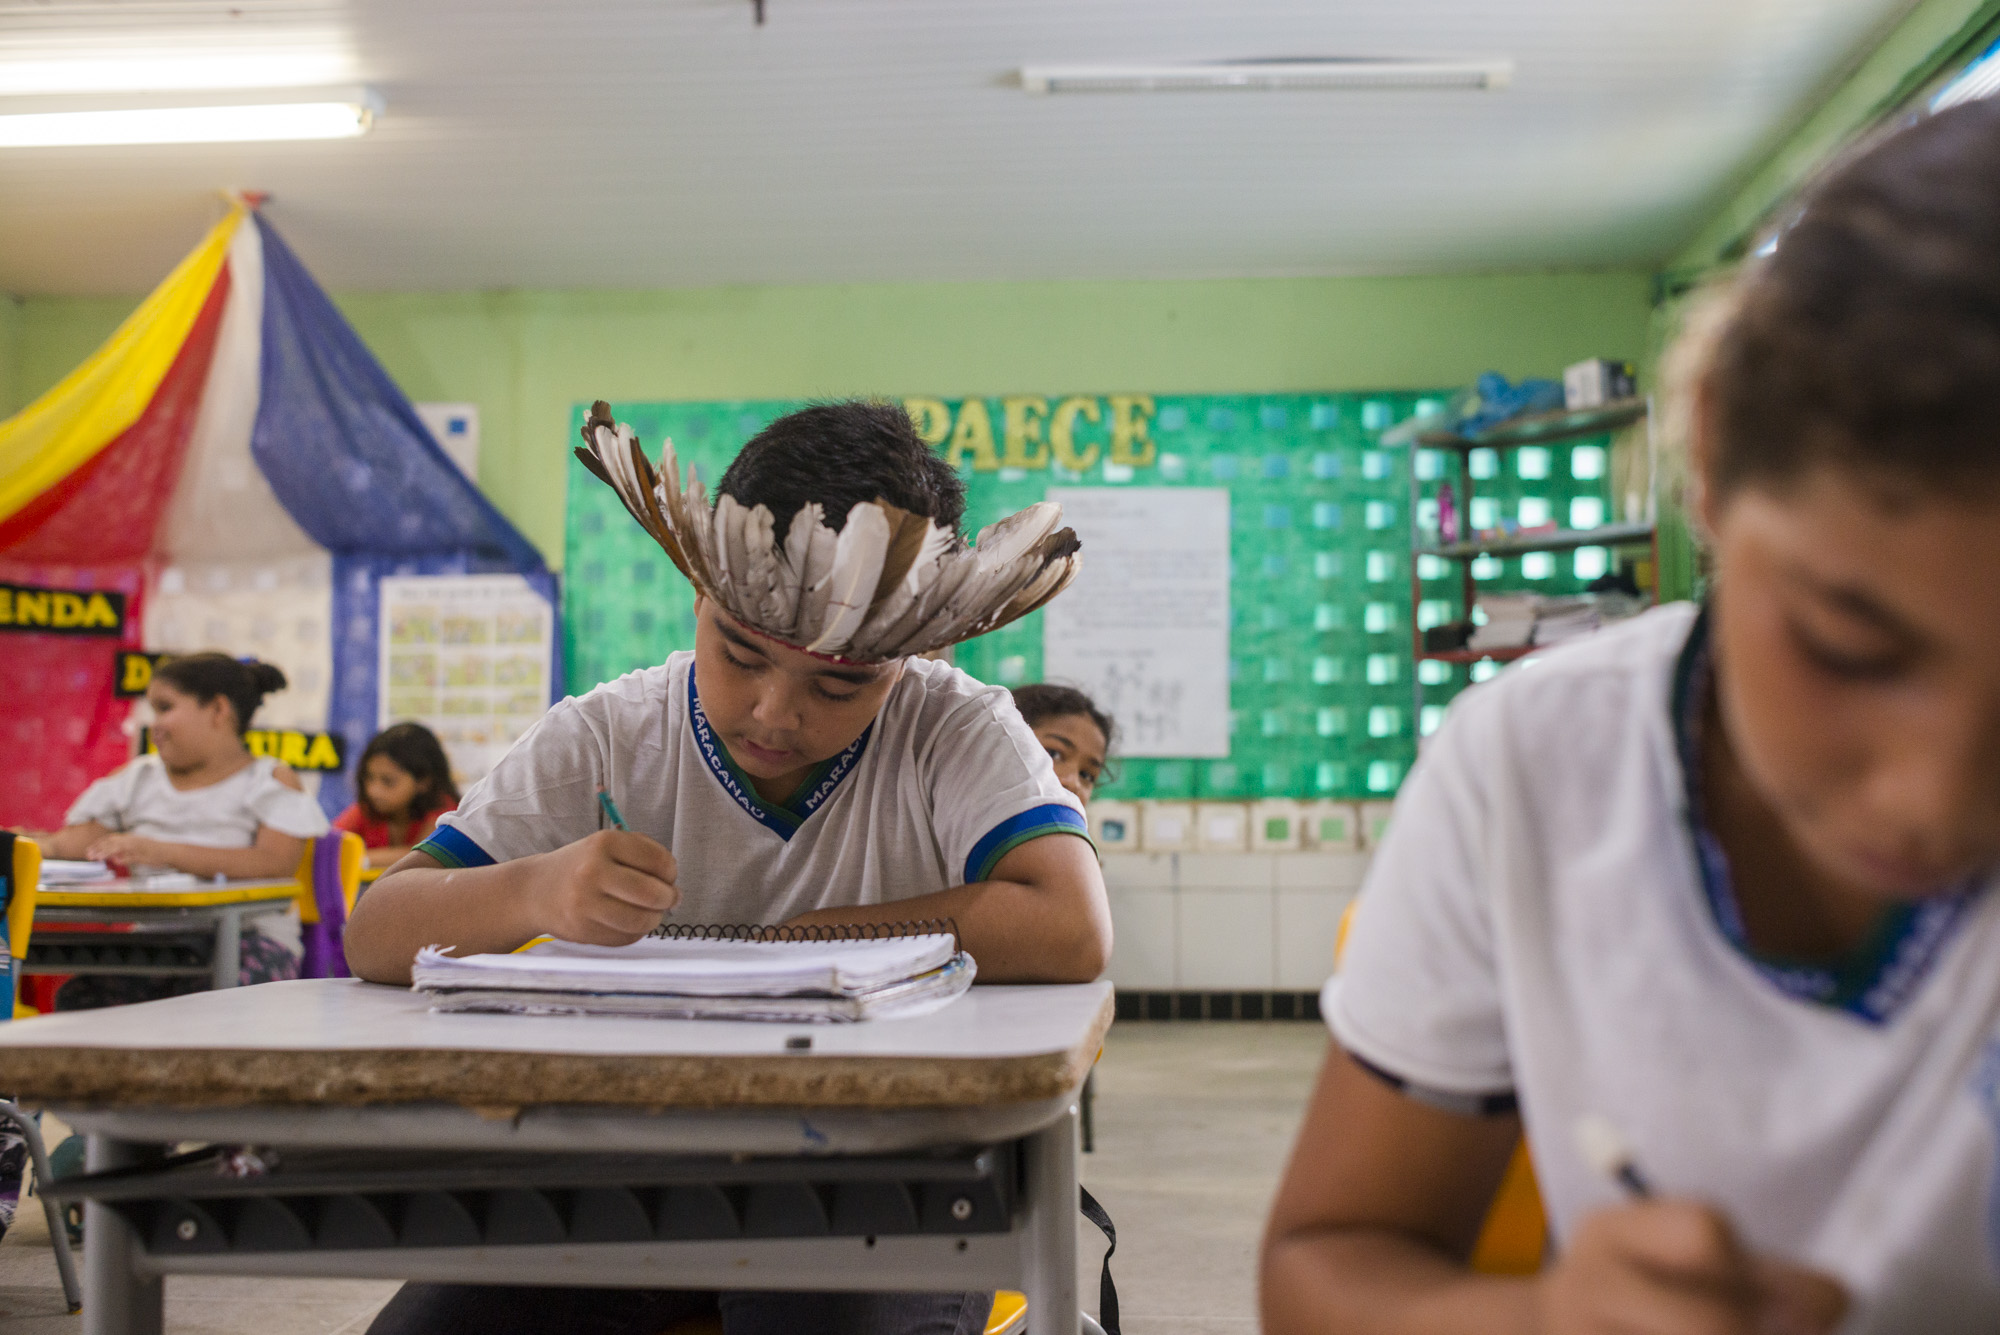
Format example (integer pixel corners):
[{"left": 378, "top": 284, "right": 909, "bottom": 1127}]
[
  {"left": 378, "top": 573, "right": 555, "bottom": 785},
  {"left": 563, "top": 393, "right": 1622, "bottom": 800},
  {"left": 1042, "top": 488, "right": 1231, "bottom": 757}
]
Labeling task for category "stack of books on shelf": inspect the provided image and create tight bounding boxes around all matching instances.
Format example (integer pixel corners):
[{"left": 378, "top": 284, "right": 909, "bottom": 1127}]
[
  {"left": 1468, "top": 593, "right": 1648, "bottom": 652},
  {"left": 1468, "top": 594, "right": 1540, "bottom": 651},
  {"left": 412, "top": 922, "right": 974, "bottom": 1023}
]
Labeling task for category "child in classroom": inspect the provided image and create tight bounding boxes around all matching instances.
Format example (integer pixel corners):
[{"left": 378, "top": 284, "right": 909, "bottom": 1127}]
[
  {"left": 1011, "top": 682, "right": 1115, "bottom": 805},
  {"left": 1260, "top": 99, "right": 2000, "bottom": 1335},
  {"left": 26, "top": 651, "right": 330, "bottom": 1007},
  {"left": 345, "top": 399, "right": 1108, "bottom": 1335},
  {"left": 334, "top": 721, "right": 461, "bottom": 869}
]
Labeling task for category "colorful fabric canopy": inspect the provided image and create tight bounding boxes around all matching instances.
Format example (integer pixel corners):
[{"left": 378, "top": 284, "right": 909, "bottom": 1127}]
[{"left": 0, "top": 205, "right": 555, "bottom": 829}]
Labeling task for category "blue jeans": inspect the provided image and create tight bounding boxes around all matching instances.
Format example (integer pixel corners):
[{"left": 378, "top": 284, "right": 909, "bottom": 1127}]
[{"left": 364, "top": 1284, "right": 995, "bottom": 1335}]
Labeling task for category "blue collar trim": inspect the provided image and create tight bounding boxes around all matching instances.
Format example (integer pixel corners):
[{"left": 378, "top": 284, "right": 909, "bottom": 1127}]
[
  {"left": 687, "top": 665, "right": 871, "bottom": 842},
  {"left": 1671, "top": 606, "right": 1980, "bottom": 1024}
]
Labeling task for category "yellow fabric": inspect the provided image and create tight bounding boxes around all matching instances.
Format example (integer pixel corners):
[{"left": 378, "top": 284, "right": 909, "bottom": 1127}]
[
  {"left": 1335, "top": 896, "right": 1548, "bottom": 1274},
  {"left": 0, "top": 208, "right": 241, "bottom": 526}
]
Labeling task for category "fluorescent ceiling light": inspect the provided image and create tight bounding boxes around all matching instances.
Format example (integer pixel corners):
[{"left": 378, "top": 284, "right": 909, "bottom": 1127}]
[
  {"left": 0, "top": 87, "right": 379, "bottom": 147},
  {"left": 1932, "top": 38, "right": 2000, "bottom": 111},
  {"left": 0, "top": 53, "right": 352, "bottom": 97},
  {"left": 1020, "top": 57, "right": 1513, "bottom": 95}
]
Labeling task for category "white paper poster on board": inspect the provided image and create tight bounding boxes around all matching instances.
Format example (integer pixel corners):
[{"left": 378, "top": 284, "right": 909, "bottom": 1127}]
[
  {"left": 1041, "top": 487, "right": 1231, "bottom": 757},
  {"left": 378, "top": 573, "right": 554, "bottom": 786}
]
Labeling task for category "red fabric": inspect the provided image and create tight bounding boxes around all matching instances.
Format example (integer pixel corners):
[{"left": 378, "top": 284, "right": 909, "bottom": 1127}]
[
  {"left": 0, "top": 560, "right": 147, "bottom": 829},
  {"left": 333, "top": 798, "right": 457, "bottom": 848},
  {"left": 0, "top": 264, "right": 231, "bottom": 828},
  {"left": 0, "top": 265, "right": 231, "bottom": 558}
]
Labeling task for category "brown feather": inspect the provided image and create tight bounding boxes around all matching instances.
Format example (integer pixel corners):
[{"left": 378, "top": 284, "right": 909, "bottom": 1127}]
[{"left": 868, "top": 501, "right": 932, "bottom": 610}]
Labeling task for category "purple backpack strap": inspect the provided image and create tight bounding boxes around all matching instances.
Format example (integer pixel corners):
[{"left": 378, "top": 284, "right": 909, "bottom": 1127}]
[{"left": 297, "top": 835, "right": 350, "bottom": 979}]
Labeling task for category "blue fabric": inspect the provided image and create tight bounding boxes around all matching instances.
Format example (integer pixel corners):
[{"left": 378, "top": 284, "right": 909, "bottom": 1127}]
[
  {"left": 246, "top": 214, "right": 555, "bottom": 820},
  {"left": 321, "top": 551, "right": 562, "bottom": 820},
  {"left": 251, "top": 215, "right": 545, "bottom": 567},
  {"left": 964, "top": 804, "right": 1090, "bottom": 885},
  {"left": 415, "top": 823, "right": 495, "bottom": 870}
]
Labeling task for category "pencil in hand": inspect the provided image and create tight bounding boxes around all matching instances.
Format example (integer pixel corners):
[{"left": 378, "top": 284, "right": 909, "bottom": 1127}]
[{"left": 1574, "top": 1113, "right": 1655, "bottom": 1199}]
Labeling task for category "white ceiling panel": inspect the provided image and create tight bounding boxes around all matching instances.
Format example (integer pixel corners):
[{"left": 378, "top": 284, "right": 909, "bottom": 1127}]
[{"left": 0, "top": 0, "right": 1915, "bottom": 293}]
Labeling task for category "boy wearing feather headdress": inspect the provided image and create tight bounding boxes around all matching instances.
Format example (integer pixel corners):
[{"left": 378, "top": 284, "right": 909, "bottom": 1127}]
[
  {"left": 347, "top": 400, "right": 1104, "bottom": 1332},
  {"left": 347, "top": 398, "right": 1103, "bottom": 971}
]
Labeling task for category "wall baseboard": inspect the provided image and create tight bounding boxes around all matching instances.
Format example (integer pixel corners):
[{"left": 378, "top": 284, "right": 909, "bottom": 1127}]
[{"left": 1114, "top": 989, "right": 1323, "bottom": 1022}]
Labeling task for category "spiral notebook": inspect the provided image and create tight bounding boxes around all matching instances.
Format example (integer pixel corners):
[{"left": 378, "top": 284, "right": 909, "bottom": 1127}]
[{"left": 413, "top": 921, "right": 975, "bottom": 1023}]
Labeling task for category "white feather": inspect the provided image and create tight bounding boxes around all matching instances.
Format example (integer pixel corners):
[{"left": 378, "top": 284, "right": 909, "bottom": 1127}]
[
  {"left": 716, "top": 489, "right": 752, "bottom": 599},
  {"left": 790, "top": 513, "right": 841, "bottom": 642},
  {"left": 741, "top": 504, "right": 788, "bottom": 628},
  {"left": 974, "top": 501, "right": 1062, "bottom": 569},
  {"left": 805, "top": 502, "right": 892, "bottom": 654}
]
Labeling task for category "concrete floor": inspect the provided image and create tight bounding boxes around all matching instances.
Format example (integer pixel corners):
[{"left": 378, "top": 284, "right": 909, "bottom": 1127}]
[{"left": 0, "top": 1021, "right": 1329, "bottom": 1334}]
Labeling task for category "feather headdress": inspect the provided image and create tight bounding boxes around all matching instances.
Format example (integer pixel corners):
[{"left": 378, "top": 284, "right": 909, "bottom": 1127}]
[{"left": 574, "top": 402, "right": 1082, "bottom": 662}]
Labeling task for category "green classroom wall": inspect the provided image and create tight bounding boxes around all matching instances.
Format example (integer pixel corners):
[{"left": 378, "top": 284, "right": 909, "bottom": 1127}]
[{"left": 2, "top": 271, "right": 1656, "bottom": 567}]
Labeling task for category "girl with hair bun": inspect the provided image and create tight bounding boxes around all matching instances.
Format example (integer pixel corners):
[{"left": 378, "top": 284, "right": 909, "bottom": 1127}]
[{"left": 30, "top": 650, "right": 330, "bottom": 1006}]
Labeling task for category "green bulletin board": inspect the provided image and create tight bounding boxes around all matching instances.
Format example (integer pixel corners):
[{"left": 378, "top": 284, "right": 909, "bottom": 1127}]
[{"left": 562, "top": 393, "right": 1623, "bottom": 801}]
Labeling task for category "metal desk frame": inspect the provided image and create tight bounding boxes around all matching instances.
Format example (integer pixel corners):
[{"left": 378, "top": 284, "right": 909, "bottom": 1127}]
[
  {"left": 69, "top": 1097, "right": 1084, "bottom": 1335},
  {"left": 28, "top": 898, "right": 297, "bottom": 992}
]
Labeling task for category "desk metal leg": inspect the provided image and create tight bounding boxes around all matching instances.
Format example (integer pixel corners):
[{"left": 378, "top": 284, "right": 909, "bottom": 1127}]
[
  {"left": 210, "top": 908, "right": 241, "bottom": 990},
  {"left": 1022, "top": 1102, "right": 1081, "bottom": 1335},
  {"left": 84, "top": 1135, "right": 162, "bottom": 1335}
]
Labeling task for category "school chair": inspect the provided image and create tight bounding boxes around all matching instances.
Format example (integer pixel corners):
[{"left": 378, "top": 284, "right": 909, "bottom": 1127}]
[
  {"left": 295, "top": 831, "right": 365, "bottom": 979},
  {"left": 0, "top": 835, "right": 83, "bottom": 1311},
  {"left": 1334, "top": 900, "right": 1547, "bottom": 1274}
]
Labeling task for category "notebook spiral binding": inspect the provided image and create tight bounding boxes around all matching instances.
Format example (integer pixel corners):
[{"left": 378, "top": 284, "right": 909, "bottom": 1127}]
[{"left": 647, "top": 918, "right": 962, "bottom": 954}]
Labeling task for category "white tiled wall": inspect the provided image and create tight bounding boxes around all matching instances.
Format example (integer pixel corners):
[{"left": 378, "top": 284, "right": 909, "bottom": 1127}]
[{"left": 1101, "top": 850, "right": 1371, "bottom": 990}]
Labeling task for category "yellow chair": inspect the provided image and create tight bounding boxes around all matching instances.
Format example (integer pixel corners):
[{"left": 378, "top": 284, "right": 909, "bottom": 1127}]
[
  {"left": 2, "top": 837, "right": 82, "bottom": 1310},
  {"left": 1335, "top": 899, "right": 1547, "bottom": 1273}
]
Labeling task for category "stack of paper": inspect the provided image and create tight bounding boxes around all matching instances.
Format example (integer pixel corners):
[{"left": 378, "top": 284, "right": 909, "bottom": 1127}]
[
  {"left": 413, "top": 932, "right": 975, "bottom": 1023},
  {"left": 38, "top": 860, "right": 113, "bottom": 885},
  {"left": 1469, "top": 594, "right": 1539, "bottom": 651},
  {"left": 1532, "top": 597, "right": 1603, "bottom": 646}
]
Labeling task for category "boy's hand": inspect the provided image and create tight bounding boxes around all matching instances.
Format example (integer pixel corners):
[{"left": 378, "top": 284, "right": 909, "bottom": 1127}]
[
  {"left": 534, "top": 830, "right": 680, "bottom": 945},
  {"left": 1537, "top": 1199, "right": 1847, "bottom": 1335}
]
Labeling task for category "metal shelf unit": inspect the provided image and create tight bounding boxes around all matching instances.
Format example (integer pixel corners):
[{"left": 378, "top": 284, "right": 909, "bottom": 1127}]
[{"left": 1407, "top": 396, "right": 1659, "bottom": 738}]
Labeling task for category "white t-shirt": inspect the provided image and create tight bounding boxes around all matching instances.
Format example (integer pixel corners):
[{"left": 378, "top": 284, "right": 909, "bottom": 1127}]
[
  {"left": 1327, "top": 602, "right": 2000, "bottom": 1333},
  {"left": 66, "top": 753, "right": 330, "bottom": 848},
  {"left": 422, "top": 652, "right": 1088, "bottom": 925}
]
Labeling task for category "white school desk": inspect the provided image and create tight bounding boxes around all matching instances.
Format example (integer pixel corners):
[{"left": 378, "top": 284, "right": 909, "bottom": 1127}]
[
  {"left": 29, "top": 879, "right": 300, "bottom": 992},
  {"left": 0, "top": 977, "right": 1114, "bottom": 1335}
]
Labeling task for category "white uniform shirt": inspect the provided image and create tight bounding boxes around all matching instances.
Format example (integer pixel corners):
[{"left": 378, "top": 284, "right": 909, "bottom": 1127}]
[
  {"left": 421, "top": 652, "right": 1087, "bottom": 925},
  {"left": 1327, "top": 603, "right": 2000, "bottom": 1333}
]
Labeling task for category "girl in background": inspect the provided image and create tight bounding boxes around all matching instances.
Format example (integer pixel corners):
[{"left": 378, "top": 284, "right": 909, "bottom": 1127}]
[
  {"left": 335, "top": 722, "right": 461, "bottom": 869},
  {"left": 35, "top": 651, "right": 329, "bottom": 1005},
  {"left": 1011, "top": 683, "right": 1115, "bottom": 805}
]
